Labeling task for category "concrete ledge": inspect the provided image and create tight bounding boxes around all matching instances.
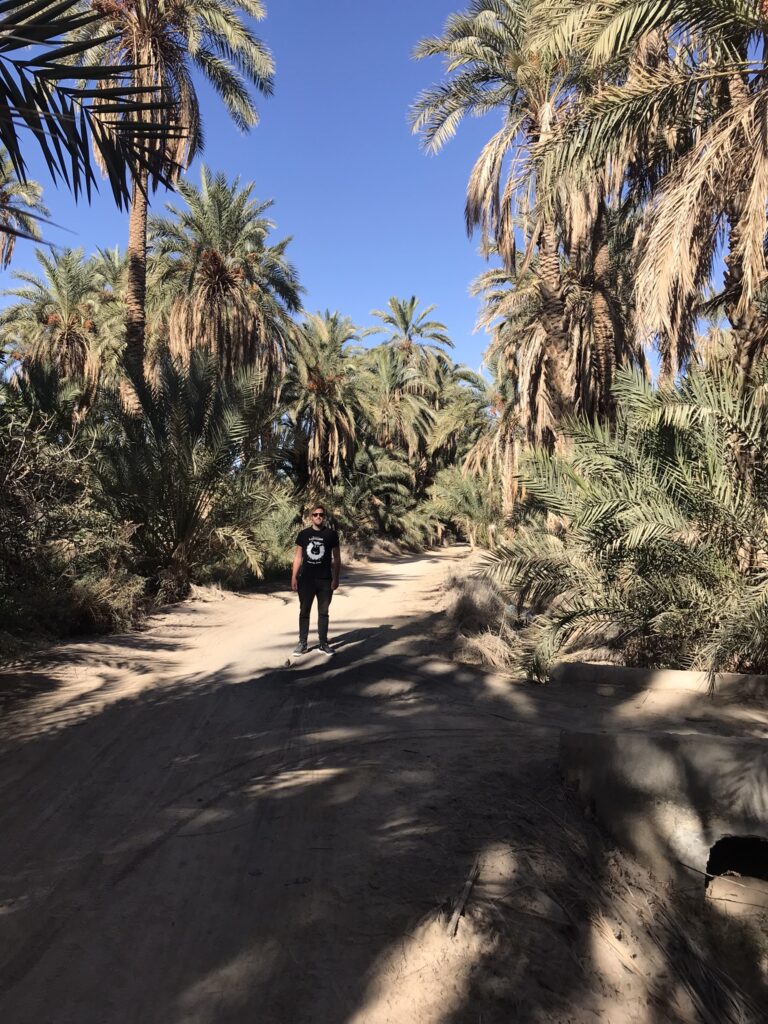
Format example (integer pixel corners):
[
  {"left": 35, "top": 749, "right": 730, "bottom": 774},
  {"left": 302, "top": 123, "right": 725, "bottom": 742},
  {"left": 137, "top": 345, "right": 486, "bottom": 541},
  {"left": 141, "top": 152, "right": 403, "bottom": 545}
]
[
  {"left": 559, "top": 730, "right": 768, "bottom": 882},
  {"left": 551, "top": 661, "right": 768, "bottom": 698}
]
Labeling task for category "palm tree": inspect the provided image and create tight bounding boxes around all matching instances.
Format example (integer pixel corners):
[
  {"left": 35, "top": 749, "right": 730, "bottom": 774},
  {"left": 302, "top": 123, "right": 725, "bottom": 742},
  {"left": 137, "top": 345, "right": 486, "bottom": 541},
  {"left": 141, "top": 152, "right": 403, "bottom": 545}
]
[
  {"left": 428, "top": 365, "right": 489, "bottom": 467},
  {"left": 324, "top": 444, "right": 422, "bottom": 545},
  {"left": 358, "top": 346, "right": 435, "bottom": 456},
  {"left": 284, "top": 311, "right": 361, "bottom": 487},
  {"left": 92, "top": 349, "right": 280, "bottom": 599},
  {"left": 411, "top": 1, "right": 581, "bottom": 427},
  {"left": 428, "top": 465, "right": 501, "bottom": 549},
  {"left": 2, "top": 249, "right": 106, "bottom": 380},
  {"left": 365, "top": 296, "right": 454, "bottom": 375},
  {"left": 73, "top": 0, "right": 276, "bottom": 373},
  {"left": 483, "top": 361, "right": 768, "bottom": 683},
  {"left": 536, "top": 0, "right": 768, "bottom": 380},
  {"left": 150, "top": 167, "right": 301, "bottom": 382},
  {"left": 0, "top": 152, "right": 48, "bottom": 269}
]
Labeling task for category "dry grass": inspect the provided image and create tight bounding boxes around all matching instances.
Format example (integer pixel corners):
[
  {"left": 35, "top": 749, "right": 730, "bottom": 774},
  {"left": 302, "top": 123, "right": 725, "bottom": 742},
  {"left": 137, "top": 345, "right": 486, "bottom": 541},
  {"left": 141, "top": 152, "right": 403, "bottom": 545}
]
[{"left": 444, "top": 572, "right": 516, "bottom": 669}]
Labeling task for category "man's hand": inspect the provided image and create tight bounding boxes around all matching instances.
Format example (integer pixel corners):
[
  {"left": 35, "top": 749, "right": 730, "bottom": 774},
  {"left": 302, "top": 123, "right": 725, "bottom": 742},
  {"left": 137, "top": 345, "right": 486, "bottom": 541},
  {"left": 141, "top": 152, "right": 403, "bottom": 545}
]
[
  {"left": 332, "top": 579, "right": 339, "bottom": 591},
  {"left": 291, "top": 577, "right": 298, "bottom": 592}
]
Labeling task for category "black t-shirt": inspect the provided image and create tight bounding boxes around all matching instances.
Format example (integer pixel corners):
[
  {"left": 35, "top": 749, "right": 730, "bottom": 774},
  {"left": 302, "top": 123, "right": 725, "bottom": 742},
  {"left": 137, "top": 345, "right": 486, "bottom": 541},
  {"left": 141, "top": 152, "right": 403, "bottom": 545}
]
[{"left": 296, "top": 527, "right": 340, "bottom": 579}]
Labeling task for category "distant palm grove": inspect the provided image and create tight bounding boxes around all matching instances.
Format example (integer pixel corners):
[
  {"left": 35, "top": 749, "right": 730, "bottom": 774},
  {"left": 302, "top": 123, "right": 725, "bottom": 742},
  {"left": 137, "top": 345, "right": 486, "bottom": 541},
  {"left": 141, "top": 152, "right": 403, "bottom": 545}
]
[{"left": 2, "top": 0, "right": 768, "bottom": 683}]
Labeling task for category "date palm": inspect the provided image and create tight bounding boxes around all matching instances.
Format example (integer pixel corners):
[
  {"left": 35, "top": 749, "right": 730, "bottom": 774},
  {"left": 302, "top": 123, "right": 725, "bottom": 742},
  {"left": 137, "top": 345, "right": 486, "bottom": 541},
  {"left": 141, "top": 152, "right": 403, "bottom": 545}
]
[
  {"left": 428, "top": 365, "right": 489, "bottom": 467},
  {"left": 483, "top": 361, "right": 768, "bottom": 684},
  {"left": 358, "top": 346, "right": 434, "bottom": 456},
  {"left": 0, "top": 152, "right": 48, "bottom": 269},
  {"left": 0, "top": 0, "right": 178, "bottom": 215},
  {"left": 2, "top": 249, "right": 103, "bottom": 380},
  {"left": 149, "top": 167, "right": 301, "bottom": 383},
  {"left": 462, "top": 351, "right": 524, "bottom": 515},
  {"left": 284, "top": 311, "right": 361, "bottom": 487},
  {"left": 365, "top": 296, "right": 453, "bottom": 376},
  {"left": 92, "top": 349, "right": 280, "bottom": 598},
  {"left": 536, "top": 0, "right": 768, "bottom": 379},
  {"left": 73, "top": 0, "right": 276, "bottom": 374},
  {"left": 411, "top": 1, "right": 581, "bottom": 426}
]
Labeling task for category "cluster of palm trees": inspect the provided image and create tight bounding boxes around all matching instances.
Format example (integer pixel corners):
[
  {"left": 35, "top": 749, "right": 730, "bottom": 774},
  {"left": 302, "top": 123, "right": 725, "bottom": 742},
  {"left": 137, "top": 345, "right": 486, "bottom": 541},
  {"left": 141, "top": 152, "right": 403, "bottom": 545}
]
[
  {"left": 6, "top": 0, "right": 768, "bottom": 676},
  {"left": 412, "top": 0, "right": 768, "bottom": 448},
  {"left": 409, "top": 0, "right": 768, "bottom": 678},
  {"left": 1, "top": 165, "right": 488, "bottom": 499},
  {"left": 0, "top": 157, "right": 493, "bottom": 621},
  {"left": 0, "top": 0, "right": 498, "bottom": 639}
]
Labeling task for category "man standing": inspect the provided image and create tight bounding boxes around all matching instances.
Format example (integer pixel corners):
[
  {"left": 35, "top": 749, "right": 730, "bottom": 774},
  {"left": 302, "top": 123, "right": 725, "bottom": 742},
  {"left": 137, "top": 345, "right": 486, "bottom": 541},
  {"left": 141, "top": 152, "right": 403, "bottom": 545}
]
[{"left": 291, "top": 504, "right": 341, "bottom": 656}]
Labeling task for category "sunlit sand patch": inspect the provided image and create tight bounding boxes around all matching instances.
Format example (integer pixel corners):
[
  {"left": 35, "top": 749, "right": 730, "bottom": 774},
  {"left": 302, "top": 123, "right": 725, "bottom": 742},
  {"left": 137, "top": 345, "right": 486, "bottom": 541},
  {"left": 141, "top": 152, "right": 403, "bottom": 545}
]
[
  {"left": 175, "top": 942, "right": 280, "bottom": 1024},
  {"left": 346, "top": 916, "right": 487, "bottom": 1024},
  {"left": 347, "top": 842, "right": 517, "bottom": 1024},
  {"left": 305, "top": 726, "right": 369, "bottom": 744},
  {"left": 245, "top": 767, "right": 346, "bottom": 796},
  {"left": 360, "top": 679, "right": 415, "bottom": 697}
]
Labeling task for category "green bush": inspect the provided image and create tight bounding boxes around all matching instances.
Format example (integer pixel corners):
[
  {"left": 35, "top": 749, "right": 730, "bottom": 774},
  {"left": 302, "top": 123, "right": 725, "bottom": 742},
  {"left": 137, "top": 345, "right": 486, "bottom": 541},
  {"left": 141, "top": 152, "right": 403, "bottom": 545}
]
[
  {"left": 483, "top": 365, "right": 768, "bottom": 683},
  {"left": 0, "top": 394, "right": 146, "bottom": 646},
  {"left": 91, "top": 349, "right": 286, "bottom": 600}
]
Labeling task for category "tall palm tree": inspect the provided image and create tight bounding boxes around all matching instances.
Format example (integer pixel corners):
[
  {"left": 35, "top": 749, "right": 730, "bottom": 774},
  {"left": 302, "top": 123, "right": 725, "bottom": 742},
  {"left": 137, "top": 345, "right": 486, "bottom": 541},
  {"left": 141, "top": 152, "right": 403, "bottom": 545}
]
[
  {"left": 73, "top": 0, "right": 276, "bottom": 373},
  {"left": 149, "top": 166, "right": 301, "bottom": 382},
  {"left": 411, "top": 1, "right": 581, "bottom": 426},
  {"left": 536, "top": 0, "right": 768, "bottom": 380},
  {"left": 1, "top": 249, "right": 105, "bottom": 380},
  {"left": 365, "top": 296, "right": 454, "bottom": 375},
  {"left": 0, "top": 152, "right": 48, "bottom": 269},
  {"left": 284, "top": 311, "right": 361, "bottom": 487}
]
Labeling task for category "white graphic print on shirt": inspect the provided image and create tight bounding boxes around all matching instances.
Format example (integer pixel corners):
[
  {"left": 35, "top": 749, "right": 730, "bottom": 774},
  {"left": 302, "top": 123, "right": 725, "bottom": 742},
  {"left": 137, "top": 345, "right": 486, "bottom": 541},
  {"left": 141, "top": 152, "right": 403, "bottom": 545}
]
[{"left": 306, "top": 538, "right": 326, "bottom": 563}]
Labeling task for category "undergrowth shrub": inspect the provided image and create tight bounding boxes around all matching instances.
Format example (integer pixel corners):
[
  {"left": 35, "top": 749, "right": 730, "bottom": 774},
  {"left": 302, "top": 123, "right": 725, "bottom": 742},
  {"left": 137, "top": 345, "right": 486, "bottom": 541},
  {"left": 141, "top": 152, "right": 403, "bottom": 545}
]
[
  {"left": 483, "top": 365, "right": 768, "bottom": 683},
  {"left": 0, "top": 398, "right": 146, "bottom": 648}
]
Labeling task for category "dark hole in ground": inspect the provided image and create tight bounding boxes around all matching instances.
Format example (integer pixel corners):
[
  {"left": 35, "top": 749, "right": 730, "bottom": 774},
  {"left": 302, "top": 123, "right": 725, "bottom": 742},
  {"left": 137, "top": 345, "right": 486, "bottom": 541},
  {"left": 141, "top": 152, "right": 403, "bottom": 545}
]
[{"left": 706, "top": 836, "right": 768, "bottom": 886}]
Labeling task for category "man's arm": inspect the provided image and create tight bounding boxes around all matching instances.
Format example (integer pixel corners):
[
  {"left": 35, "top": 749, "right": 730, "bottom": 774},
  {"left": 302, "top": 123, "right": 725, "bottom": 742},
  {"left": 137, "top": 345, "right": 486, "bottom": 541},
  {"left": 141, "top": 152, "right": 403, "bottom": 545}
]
[
  {"left": 331, "top": 545, "right": 341, "bottom": 591},
  {"left": 291, "top": 545, "right": 303, "bottom": 591}
]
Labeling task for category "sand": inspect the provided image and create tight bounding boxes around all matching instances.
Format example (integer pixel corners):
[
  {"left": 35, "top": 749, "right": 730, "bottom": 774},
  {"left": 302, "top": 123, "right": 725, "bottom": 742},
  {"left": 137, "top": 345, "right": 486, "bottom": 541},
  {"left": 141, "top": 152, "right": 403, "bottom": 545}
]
[{"left": 0, "top": 547, "right": 765, "bottom": 1023}]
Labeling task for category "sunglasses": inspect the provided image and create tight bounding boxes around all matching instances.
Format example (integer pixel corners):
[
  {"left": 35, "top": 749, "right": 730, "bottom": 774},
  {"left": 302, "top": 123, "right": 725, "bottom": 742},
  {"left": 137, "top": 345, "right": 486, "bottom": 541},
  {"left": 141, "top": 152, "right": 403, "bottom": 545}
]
[{"left": 311, "top": 512, "right": 325, "bottom": 518}]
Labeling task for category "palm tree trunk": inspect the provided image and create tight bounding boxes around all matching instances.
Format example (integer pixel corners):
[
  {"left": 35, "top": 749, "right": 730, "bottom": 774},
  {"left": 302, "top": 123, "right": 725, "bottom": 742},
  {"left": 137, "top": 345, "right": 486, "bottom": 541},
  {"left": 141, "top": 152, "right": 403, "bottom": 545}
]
[
  {"left": 537, "top": 225, "right": 573, "bottom": 439},
  {"left": 590, "top": 200, "right": 622, "bottom": 419},
  {"left": 125, "top": 169, "right": 149, "bottom": 377},
  {"left": 722, "top": 58, "right": 766, "bottom": 381},
  {"left": 724, "top": 207, "right": 766, "bottom": 382},
  {"left": 501, "top": 434, "right": 518, "bottom": 517}
]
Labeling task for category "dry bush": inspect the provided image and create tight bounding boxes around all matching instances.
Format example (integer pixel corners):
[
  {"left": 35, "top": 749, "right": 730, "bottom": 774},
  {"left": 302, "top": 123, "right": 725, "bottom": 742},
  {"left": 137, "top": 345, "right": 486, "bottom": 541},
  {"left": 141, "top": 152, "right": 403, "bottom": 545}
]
[{"left": 444, "top": 572, "right": 515, "bottom": 669}]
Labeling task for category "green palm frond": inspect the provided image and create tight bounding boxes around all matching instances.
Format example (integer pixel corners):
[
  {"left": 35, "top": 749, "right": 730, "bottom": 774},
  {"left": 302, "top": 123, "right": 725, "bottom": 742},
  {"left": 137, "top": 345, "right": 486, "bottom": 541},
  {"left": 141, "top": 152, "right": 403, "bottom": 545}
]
[
  {"left": 484, "top": 358, "right": 768, "bottom": 682},
  {"left": 0, "top": 0, "right": 178, "bottom": 207},
  {"left": 149, "top": 166, "right": 301, "bottom": 383}
]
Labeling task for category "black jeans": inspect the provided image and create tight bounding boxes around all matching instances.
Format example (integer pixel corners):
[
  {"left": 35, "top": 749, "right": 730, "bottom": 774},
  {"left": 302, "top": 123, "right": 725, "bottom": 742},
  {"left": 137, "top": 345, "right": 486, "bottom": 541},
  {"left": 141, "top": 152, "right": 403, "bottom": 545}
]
[{"left": 297, "top": 576, "right": 333, "bottom": 644}]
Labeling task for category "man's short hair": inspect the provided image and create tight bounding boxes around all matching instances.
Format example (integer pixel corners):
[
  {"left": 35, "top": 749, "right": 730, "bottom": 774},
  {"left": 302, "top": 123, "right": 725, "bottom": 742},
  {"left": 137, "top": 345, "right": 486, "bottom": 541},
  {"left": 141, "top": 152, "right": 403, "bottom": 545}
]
[{"left": 311, "top": 504, "right": 326, "bottom": 514}]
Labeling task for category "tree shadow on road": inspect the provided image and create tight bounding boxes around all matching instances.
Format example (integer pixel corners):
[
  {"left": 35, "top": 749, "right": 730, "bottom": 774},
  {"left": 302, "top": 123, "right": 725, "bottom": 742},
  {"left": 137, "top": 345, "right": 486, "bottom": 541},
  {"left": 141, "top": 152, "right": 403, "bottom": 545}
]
[{"left": 0, "top": 598, "right": 765, "bottom": 1024}]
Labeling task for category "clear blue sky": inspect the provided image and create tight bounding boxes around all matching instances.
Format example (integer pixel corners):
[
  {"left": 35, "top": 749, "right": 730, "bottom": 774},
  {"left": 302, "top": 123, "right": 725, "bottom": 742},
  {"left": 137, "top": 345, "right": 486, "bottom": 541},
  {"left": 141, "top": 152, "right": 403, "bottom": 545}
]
[{"left": 0, "top": 1, "right": 499, "bottom": 371}]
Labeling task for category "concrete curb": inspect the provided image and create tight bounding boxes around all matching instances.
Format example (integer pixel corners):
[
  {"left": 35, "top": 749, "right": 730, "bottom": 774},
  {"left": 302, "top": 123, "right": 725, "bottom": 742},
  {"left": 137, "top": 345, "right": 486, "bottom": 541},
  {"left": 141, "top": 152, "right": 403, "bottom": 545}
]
[
  {"left": 559, "top": 729, "right": 768, "bottom": 882},
  {"left": 551, "top": 661, "right": 768, "bottom": 698}
]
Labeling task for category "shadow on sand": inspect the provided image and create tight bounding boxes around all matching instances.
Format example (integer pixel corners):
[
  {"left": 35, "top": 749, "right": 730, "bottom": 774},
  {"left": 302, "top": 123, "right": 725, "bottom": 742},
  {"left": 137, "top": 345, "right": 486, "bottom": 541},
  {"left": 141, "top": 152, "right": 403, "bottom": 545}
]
[{"left": 0, "top": 595, "right": 765, "bottom": 1023}]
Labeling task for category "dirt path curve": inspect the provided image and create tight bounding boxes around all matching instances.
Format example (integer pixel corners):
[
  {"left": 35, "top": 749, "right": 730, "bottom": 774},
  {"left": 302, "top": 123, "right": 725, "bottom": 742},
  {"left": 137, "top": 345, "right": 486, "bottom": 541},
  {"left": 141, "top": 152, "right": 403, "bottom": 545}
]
[{"left": 0, "top": 549, "right": 758, "bottom": 1024}]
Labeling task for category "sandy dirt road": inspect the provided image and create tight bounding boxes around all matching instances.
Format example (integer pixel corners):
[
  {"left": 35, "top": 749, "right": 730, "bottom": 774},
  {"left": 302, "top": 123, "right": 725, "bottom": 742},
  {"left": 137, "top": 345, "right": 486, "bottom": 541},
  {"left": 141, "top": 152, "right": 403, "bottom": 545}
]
[{"left": 0, "top": 548, "right": 764, "bottom": 1024}]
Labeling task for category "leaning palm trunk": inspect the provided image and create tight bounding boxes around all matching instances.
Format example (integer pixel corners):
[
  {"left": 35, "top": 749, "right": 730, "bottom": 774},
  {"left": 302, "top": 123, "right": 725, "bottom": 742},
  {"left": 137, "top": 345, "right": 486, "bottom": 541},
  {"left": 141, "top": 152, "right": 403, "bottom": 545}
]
[{"left": 125, "top": 169, "right": 149, "bottom": 376}]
